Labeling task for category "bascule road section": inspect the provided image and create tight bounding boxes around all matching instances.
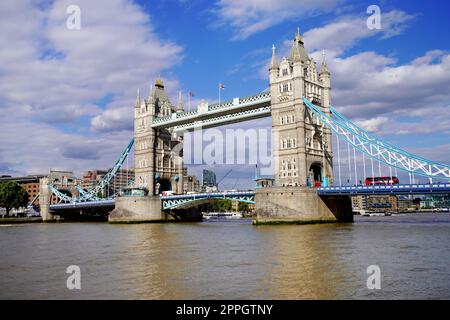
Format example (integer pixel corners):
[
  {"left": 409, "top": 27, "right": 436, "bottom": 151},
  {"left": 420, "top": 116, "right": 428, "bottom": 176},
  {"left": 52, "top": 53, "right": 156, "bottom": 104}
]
[{"left": 39, "top": 29, "right": 450, "bottom": 224}]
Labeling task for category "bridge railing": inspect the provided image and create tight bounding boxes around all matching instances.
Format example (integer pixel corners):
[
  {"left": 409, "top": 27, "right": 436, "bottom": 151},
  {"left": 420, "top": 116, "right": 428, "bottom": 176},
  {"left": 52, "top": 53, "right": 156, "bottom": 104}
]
[
  {"left": 152, "top": 91, "right": 271, "bottom": 128},
  {"left": 318, "top": 183, "right": 450, "bottom": 194}
]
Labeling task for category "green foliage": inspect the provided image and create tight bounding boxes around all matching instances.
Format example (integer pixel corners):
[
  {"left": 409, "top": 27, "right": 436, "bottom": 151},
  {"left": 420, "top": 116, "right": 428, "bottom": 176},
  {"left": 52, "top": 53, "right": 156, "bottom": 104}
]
[
  {"left": 0, "top": 181, "right": 29, "bottom": 216},
  {"left": 238, "top": 202, "right": 249, "bottom": 212},
  {"left": 200, "top": 200, "right": 249, "bottom": 212},
  {"left": 200, "top": 199, "right": 232, "bottom": 212}
]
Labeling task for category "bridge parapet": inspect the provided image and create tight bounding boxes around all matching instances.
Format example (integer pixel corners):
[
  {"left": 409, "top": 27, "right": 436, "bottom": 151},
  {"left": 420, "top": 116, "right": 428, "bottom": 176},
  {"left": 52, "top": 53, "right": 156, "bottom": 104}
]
[{"left": 318, "top": 183, "right": 450, "bottom": 195}]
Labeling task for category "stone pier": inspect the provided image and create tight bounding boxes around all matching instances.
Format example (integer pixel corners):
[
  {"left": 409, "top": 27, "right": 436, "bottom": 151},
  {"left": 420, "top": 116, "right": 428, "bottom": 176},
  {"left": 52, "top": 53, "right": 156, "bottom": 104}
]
[
  {"left": 109, "top": 196, "right": 164, "bottom": 223},
  {"left": 254, "top": 187, "right": 353, "bottom": 224},
  {"left": 39, "top": 177, "right": 54, "bottom": 222}
]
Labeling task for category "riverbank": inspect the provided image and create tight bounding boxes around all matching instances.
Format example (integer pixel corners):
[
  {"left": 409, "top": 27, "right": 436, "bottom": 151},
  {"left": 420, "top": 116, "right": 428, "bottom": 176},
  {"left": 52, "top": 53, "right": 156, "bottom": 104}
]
[{"left": 0, "top": 217, "right": 42, "bottom": 224}]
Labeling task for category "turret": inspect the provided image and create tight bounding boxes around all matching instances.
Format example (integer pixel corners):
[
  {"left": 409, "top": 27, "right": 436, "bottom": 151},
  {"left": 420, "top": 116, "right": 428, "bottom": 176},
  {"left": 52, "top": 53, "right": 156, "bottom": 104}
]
[
  {"left": 177, "top": 91, "right": 183, "bottom": 113},
  {"left": 134, "top": 88, "right": 140, "bottom": 108},
  {"left": 319, "top": 50, "right": 331, "bottom": 108},
  {"left": 269, "top": 44, "right": 279, "bottom": 83},
  {"left": 319, "top": 60, "right": 330, "bottom": 85},
  {"left": 289, "top": 28, "right": 309, "bottom": 64}
]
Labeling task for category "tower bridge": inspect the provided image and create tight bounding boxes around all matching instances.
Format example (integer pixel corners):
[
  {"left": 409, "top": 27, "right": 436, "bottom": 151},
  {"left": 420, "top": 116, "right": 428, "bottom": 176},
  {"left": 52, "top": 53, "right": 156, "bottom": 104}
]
[{"left": 39, "top": 29, "right": 450, "bottom": 223}]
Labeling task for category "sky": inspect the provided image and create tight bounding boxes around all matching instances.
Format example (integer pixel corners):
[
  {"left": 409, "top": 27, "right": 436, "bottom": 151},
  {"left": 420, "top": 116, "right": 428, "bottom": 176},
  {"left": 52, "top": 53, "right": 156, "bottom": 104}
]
[{"left": 0, "top": 0, "right": 449, "bottom": 189}]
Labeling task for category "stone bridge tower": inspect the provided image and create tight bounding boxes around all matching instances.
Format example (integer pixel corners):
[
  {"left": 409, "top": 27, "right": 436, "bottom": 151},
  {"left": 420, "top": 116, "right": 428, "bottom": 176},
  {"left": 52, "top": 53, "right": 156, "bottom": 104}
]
[
  {"left": 269, "top": 29, "right": 333, "bottom": 188},
  {"left": 134, "top": 79, "right": 184, "bottom": 195}
]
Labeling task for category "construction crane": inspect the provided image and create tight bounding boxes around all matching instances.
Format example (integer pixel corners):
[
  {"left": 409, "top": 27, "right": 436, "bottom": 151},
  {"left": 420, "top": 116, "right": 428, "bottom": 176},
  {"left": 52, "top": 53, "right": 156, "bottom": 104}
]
[{"left": 217, "top": 169, "right": 233, "bottom": 190}]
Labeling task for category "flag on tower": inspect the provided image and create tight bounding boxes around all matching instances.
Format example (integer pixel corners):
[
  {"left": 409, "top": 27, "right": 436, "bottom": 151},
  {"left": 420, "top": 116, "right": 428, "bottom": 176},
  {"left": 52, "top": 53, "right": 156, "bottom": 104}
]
[
  {"left": 189, "top": 91, "right": 195, "bottom": 97},
  {"left": 219, "top": 83, "right": 225, "bottom": 90}
]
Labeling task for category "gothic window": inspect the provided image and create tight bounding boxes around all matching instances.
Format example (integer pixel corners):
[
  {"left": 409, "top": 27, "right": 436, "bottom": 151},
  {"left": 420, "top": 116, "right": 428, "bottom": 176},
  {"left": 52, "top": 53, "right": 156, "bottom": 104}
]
[
  {"left": 283, "top": 84, "right": 289, "bottom": 92},
  {"left": 289, "top": 82, "right": 292, "bottom": 91},
  {"left": 282, "top": 68, "right": 288, "bottom": 76},
  {"left": 280, "top": 116, "right": 284, "bottom": 125},
  {"left": 287, "top": 139, "right": 291, "bottom": 148},
  {"left": 304, "top": 68, "right": 308, "bottom": 77},
  {"left": 291, "top": 115, "right": 295, "bottom": 123}
]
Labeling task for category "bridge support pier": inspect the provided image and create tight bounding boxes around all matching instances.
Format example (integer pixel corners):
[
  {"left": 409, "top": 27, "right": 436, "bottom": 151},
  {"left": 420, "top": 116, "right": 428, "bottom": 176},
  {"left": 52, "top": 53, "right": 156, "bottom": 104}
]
[
  {"left": 253, "top": 187, "right": 353, "bottom": 224},
  {"left": 109, "top": 196, "right": 164, "bottom": 223},
  {"left": 39, "top": 178, "right": 55, "bottom": 222}
]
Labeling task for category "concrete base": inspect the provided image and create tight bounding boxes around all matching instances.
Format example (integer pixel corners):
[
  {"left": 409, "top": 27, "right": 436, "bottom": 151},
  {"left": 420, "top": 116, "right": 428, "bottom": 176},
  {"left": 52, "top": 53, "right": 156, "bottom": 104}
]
[
  {"left": 254, "top": 186, "right": 353, "bottom": 225},
  {"left": 109, "top": 196, "right": 164, "bottom": 223}
]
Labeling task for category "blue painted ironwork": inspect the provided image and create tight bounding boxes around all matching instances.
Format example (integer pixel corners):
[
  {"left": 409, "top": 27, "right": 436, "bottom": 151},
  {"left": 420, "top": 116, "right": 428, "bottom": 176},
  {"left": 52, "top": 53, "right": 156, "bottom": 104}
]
[
  {"left": 50, "top": 199, "right": 115, "bottom": 210},
  {"left": 48, "top": 138, "right": 134, "bottom": 203},
  {"left": 151, "top": 92, "right": 271, "bottom": 131},
  {"left": 79, "top": 138, "right": 135, "bottom": 201},
  {"left": 318, "top": 183, "right": 450, "bottom": 195},
  {"left": 161, "top": 191, "right": 256, "bottom": 210},
  {"left": 303, "top": 98, "right": 450, "bottom": 179}
]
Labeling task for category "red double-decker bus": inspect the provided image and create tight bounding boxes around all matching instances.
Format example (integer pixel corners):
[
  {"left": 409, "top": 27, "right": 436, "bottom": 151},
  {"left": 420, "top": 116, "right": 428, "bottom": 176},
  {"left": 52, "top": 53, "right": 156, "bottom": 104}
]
[{"left": 365, "top": 176, "right": 399, "bottom": 186}]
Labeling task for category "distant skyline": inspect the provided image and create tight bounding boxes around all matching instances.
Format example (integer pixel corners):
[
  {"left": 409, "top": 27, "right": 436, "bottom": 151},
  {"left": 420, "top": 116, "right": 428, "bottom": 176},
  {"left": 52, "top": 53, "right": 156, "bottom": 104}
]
[{"left": 0, "top": 0, "right": 449, "bottom": 189}]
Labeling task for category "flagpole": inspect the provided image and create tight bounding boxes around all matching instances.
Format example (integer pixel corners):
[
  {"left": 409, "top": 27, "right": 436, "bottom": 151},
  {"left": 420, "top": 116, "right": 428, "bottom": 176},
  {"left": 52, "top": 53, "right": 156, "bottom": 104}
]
[
  {"left": 188, "top": 92, "right": 191, "bottom": 111},
  {"left": 218, "top": 84, "right": 221, "bottom": 104}
]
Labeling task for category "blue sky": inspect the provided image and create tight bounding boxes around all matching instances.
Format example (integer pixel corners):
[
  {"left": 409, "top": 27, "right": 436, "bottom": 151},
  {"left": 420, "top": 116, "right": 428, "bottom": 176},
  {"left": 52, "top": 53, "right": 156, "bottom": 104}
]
[{"left": 0, "top": 0, "right": 449, "bottom": 188}]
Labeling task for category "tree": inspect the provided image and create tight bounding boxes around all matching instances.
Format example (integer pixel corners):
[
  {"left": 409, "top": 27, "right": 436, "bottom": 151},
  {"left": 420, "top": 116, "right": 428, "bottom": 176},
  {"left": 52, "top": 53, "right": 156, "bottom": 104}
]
[
  {"left": 238, "top": 202, "right": 249, "bottom": 212},
  {"left": 0, "top": 181, "right": 29, "bottom": 216}
]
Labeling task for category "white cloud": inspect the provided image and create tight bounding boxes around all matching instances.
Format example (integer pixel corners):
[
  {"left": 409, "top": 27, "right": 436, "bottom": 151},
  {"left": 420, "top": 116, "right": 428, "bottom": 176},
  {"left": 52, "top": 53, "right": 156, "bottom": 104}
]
[
  {"left": 301, "top": 10, "right": 416, "bottom": 55},
  {"left": 0, "top": 0, "right": 182, "bottom": 175},
  {"left": 213, "top": 0, "right": 344, "bottom": 40},
  {"left": 353, "top": 116, "right": 389, "bottom": 133}
]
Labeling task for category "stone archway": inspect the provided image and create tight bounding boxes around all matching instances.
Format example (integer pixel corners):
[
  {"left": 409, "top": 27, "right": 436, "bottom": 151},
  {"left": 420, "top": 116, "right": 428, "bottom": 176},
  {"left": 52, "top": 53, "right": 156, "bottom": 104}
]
[
  {"left": 158, "top": 178, "right": 172, "bottom": 194},
  {"left": 309, "top": 163, "right": 322, "bottom": 184}
]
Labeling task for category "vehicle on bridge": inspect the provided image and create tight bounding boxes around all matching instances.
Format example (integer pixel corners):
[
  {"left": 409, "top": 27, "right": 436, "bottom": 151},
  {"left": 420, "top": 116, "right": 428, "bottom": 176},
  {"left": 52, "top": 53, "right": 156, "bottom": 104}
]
[
  {"left": 161, "top": 190, "right": 176, "bottom": 196},
  {"left": 365, "top": 176, "right": 399, "bottom": 186}
]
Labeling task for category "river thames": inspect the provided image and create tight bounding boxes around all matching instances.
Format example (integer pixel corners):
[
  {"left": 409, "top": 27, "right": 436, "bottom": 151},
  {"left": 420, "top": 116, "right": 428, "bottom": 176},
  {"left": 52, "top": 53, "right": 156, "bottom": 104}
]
[{"left": 0, "top": 213, "right": 449, "bottom": 299}]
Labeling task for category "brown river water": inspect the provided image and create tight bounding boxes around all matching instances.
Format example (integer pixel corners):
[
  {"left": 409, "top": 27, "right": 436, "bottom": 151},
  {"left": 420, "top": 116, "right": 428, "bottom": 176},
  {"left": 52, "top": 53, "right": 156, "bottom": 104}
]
[{"left": 0, "top": 213, "right": 449, "bottom": 299}]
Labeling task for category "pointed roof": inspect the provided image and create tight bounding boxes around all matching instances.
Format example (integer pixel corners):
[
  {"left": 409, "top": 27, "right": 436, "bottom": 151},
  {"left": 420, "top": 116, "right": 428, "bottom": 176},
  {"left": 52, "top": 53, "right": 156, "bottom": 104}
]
[
  {"left": 149, "top": 78, "right": 175, "bottom": 111},
  {"left": 289, "top": 27, "right": 309, "bottom": 63},
  {"left": 269, "top": 44, "right": 279, "bottom": 69},
  {"left": 135, "top": 88, "right": 140, "bottom": 107},
  {"left": 177, "top": 91, "right": 183, "bottom": 112},
  {"left": 319, "top": 50, "right": 330, "bottom": 75}
]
